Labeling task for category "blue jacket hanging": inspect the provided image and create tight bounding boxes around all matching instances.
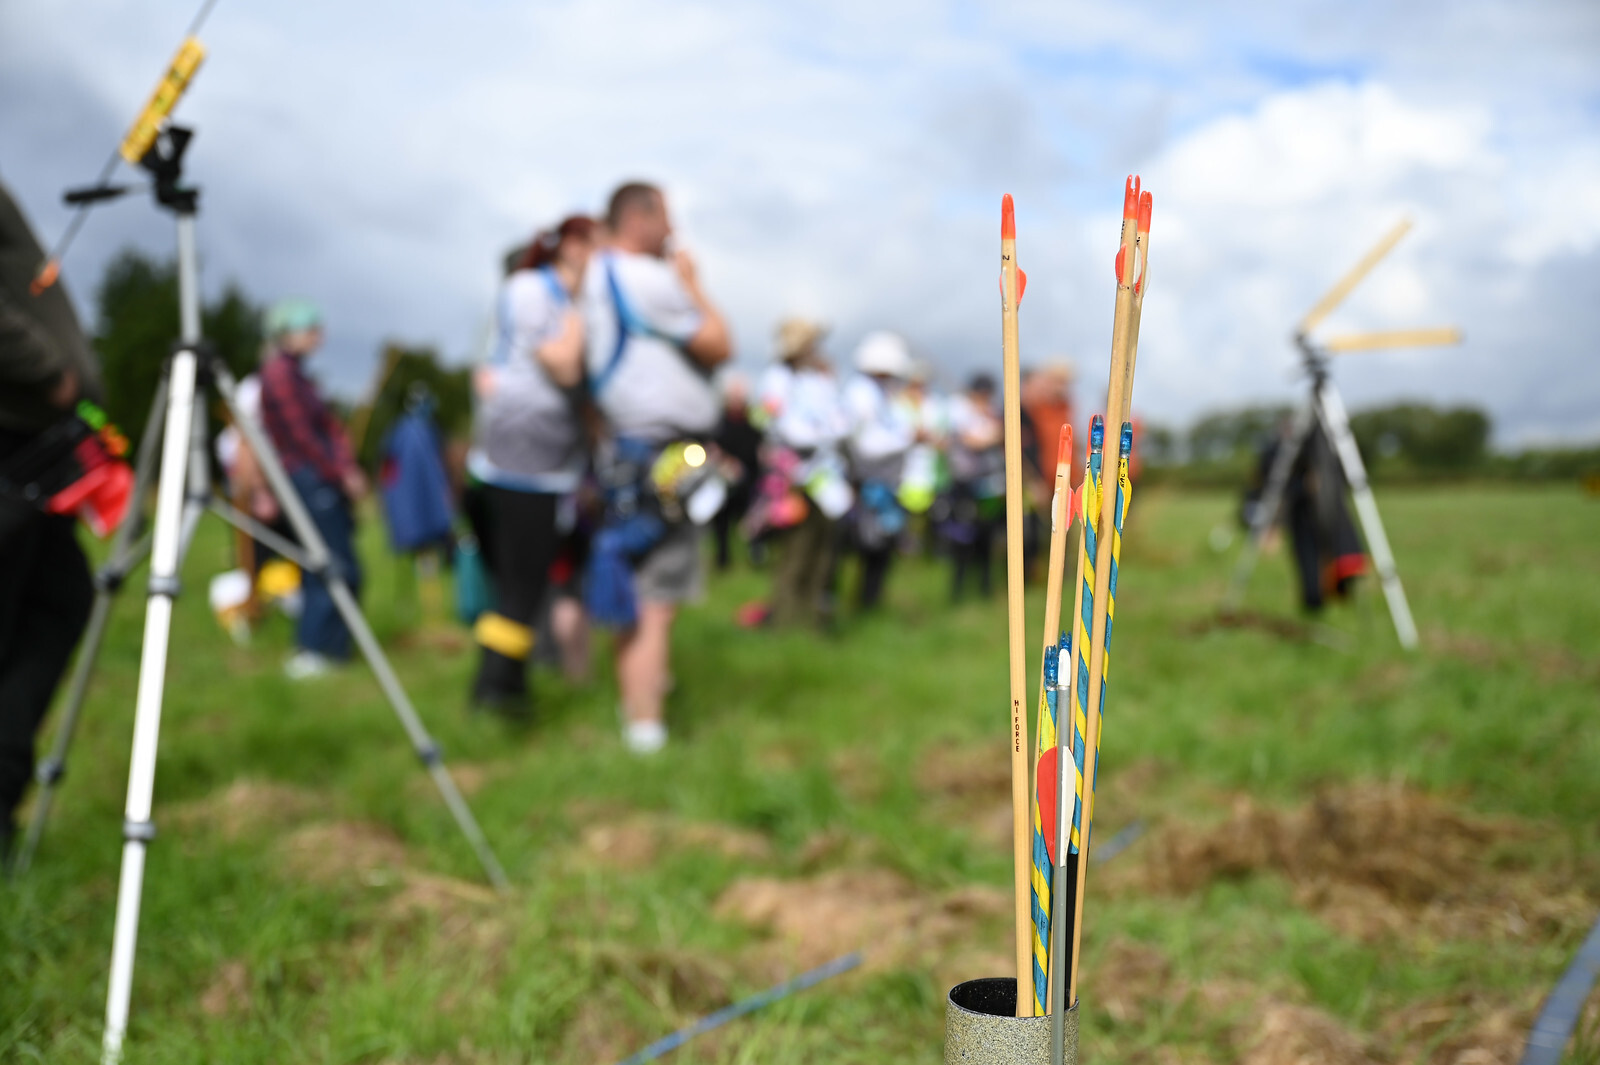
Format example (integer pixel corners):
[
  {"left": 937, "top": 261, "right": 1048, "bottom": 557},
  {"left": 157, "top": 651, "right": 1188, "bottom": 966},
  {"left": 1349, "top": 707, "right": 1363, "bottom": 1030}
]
[{"left": 379, "top": 405, "right": 455, "bottom": 552}]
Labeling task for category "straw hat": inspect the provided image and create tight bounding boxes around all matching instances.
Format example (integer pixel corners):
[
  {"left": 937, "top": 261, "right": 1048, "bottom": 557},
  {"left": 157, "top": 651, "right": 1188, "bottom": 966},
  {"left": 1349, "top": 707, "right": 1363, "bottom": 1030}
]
[
  {"left": 775, "top": 318, "right": 828, "bottom": 362},
  {"left": 1041, "top": 358, "right": 1076, "bottom": 385},
  {"left": 854, "top": 330, "right": 914, "bottom": 379}
]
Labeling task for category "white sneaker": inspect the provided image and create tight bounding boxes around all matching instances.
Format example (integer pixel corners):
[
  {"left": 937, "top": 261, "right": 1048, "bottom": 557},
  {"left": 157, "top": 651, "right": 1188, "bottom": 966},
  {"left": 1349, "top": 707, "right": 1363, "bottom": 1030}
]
[
  {"left": 284, "top": 650, "right": 335, "bottom": 680},
  {"left": 623, "top": 718, "right": 667, "bottom": 755}
]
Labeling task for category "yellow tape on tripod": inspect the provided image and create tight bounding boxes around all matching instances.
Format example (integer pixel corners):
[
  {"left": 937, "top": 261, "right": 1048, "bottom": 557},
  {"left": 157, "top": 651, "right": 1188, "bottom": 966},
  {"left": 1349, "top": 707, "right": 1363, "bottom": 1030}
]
[{"left": 118, "top": 37, "right": 207, "bottom": 165}]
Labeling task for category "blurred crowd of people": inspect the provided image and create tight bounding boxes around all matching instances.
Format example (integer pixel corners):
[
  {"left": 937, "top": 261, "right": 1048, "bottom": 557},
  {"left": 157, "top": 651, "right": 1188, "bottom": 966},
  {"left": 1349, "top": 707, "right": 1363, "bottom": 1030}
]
[
  {"left": 0, "top": 173, "right": 1086, "bottom": 861},
  {"left": 445, "top": 180, "right": 1082, "bottom": 753},
  {"left": 732, "top": 323, "right": 1080, "bottom": 622}
]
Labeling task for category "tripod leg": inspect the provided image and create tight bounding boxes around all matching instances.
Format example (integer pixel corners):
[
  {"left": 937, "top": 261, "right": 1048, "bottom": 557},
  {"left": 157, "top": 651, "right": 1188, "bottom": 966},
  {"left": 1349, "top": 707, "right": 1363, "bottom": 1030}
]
[
  {"left": 209, "top": 362, "right": 511, "bottom": 892},
  {"left": 1223, "top": 403, "right": 1312, "bottom": 612},
  {"left": 1315, "top": 384, "right": 1419, "bottom": 649},
  {"left": 175, "top": 376, "right": 211, "bottom": 561},
  {"left": 208, "top": 498, "right": 313, "bottom": 569},
  {"left": 103, "top": 349, "right": 199, "bottom": 1062},
  {"left": 326, "top": 579, "right": 510, "bottom": 890},
  {"left": 12, "top": 376, "right": 168, "bottom": 877}
]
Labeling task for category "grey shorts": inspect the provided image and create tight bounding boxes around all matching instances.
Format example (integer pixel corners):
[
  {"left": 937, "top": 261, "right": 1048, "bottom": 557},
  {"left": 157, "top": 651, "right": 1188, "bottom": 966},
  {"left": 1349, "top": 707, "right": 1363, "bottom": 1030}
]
[{"left": 635, "top": 522, "right": 705, "bottom": 605}]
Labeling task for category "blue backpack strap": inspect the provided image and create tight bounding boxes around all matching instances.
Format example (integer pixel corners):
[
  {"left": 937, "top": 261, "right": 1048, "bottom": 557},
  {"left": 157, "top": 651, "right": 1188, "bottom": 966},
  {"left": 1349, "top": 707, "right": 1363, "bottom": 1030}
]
[
  {"left": 593, "top": 256, "right": 631, "bottom": 395},
  {"left": 487, "top": 284, "right": 513, "bottom": 367},
  {"left": 539, "top": 264, "right": 569, "bottom": 308},
  {"left": 593, "top": 255, "right": 685, "bottom": 395}
]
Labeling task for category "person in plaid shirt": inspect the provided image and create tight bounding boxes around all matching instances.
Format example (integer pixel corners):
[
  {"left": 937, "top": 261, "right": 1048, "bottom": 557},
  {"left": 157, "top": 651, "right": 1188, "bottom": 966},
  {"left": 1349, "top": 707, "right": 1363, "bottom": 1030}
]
[{"left": 258, "top": 300, "right": 368, "bottom": 678}]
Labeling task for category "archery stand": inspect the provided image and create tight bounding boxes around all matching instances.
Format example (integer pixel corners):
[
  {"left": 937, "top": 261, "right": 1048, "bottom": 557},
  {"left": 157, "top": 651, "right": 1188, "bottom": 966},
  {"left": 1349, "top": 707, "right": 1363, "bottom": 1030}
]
[
  {"left": 1222, "top": 219, "right": 1462, "bottom": 650},
  {"left": 9, "top": 125, "right": 510, "bottom": 1064}
]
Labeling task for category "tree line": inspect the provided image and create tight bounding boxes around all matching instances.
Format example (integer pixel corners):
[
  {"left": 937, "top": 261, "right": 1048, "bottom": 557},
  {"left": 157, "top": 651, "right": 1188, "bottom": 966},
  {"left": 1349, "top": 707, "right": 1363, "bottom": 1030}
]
[
  {"left": 1141, "top": 401, "right": 1598, "bottom": 485},
  {"left": 90, "top": 247, "right": 1596, "bottom": 487},
  {"left": 90, "top": 248, "right": 471, "bottom": 469}
]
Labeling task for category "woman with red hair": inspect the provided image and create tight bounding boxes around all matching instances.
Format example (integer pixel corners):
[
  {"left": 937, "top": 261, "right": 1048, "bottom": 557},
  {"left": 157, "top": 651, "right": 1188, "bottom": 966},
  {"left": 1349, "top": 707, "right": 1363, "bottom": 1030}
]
[{"left": 467, "top": 215, "right": 596, "bottom": 713}]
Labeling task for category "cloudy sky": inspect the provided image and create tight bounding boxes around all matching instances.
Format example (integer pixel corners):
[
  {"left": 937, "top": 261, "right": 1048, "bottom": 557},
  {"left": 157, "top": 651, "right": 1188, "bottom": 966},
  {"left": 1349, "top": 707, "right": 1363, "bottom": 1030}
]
[{"left": 3, "top": 0, "right": 1597, "bottom": 444}]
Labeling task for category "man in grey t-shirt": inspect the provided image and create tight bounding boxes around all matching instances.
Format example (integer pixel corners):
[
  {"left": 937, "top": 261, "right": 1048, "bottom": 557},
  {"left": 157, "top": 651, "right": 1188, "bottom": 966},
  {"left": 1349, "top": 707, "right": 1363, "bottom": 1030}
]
[{"left": 583, "top": 182, "right": 731, "bottom": 753}]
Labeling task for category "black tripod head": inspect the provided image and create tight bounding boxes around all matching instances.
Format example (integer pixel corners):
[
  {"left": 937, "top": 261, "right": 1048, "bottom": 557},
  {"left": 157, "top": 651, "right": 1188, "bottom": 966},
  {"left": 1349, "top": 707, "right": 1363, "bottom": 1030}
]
[
  {"left": 61, "top": 124, "right": 199, "bottom": 218},
  {"left": 1291, "top": 331, "right": 1330, "bottom": 388},
  {"left": 141, "top": 124, "right": 198, "bottom": 215}
]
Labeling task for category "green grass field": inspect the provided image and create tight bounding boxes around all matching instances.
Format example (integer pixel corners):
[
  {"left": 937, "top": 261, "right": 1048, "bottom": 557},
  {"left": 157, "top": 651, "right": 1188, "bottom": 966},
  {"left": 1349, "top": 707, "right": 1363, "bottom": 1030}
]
[{"left": 3, "top": 485, "right": 1598, "bottom": 1064}]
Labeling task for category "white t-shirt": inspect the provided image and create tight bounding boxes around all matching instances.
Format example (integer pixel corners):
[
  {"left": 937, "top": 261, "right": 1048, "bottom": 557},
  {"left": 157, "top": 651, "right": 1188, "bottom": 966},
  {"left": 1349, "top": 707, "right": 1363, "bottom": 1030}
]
[
  {"left": 470, "top": 267, "right": 583, "bottom": 491},
  {"left": 843, "top": 374, "right": 915, "bottom": 484},
  {"left": 215, "top": 373, "right": 263, "bottom": 473},
  {"left": 898, "top": 391, "right": 947, "bottom": 495},
  {"left": 582, "top": 250, "right": 715, "bottom": 443},
  {"left": 945, "top": 391, "right": 1005, "bottom": 488},
  {"left": 946, "top": 392, "right": 1000, "bottom": 442},
  {"left": 756, "top": 363, "right": 848, "bottom": 452}
]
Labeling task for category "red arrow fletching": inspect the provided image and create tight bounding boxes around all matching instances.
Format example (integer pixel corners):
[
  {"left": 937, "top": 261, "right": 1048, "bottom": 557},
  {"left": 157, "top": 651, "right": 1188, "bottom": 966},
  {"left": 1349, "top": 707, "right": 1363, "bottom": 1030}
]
[{"left": 1037, "top": 747, "right": 1061, "bottom": 865}]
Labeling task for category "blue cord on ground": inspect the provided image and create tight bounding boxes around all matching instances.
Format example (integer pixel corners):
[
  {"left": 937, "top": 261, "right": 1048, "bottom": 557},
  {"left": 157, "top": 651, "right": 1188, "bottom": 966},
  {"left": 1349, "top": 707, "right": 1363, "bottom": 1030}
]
[
  {"left": 612, "top": 952, "right": 864, "bottom": 1065},
  {"left": 1520, "top": 912, "right": 1600, "bottom": 1065}
]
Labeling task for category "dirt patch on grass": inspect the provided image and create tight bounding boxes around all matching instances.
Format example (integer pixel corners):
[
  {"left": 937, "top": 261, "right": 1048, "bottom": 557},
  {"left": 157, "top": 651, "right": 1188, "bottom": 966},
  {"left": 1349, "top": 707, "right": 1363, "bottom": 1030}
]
[
  {"left": 384, "top": 872, "right": 500, "bottom": 917},
  {"left": 407, "top": 762, "right": 499, "bottom": 801},
  {"left": 199, "top": 958, "right": 252, "bottom": 1018},
  {"left": 1427, "top": 628, "right": 1600, "bottom": 686},
  {"left": 274, "top": 820, "right": 517, "bottom": 992},
  {"left": 559, "top": 995, "right": 644, "bottom": 1065},
  {"left": 829, "top": 748, "right": 886, "bottom": 802},
  {"left": 590, "top": 944, "right": 734, "bottom": 1017},
  {"left": 1083, "top": 940, "right": 1540, "bottom": 1065},
  {"left": 916, "top": 742, "right": 1158, "bottom": 855},
  {"left": 713, "top": 867, "right": 1007, "bottom": 977},
  {"left": 1242, "top": 1004, "right": 1379, "bottom": 1065},
  {"left": 278, "top": 821, "right": 411, "bottom": 885},
  {"left": 1128, "top": 783, "right": 1594, "bottom": 944},
  {"left": 402, "top": 761, "right": 507, "bottom": 809},
  {"left": 916, "top": 740, "right": 1018, "bottom": 851},
  {"left": 1076, "top": 941, "right": 1375, "bottom": 1064},
  {"left": 168, "top": 779, "right": 323, "bottom": 840},
  {"left": 918, "top": 740, "right": 1011, "bottom": 800},
  {"left": 796, "top": 828, "right": 879, "bottom": 870},
  {"left": 1092, "top": 940, "right": 1183, "bottom": 1024},
  {"left": 277, "top": 820, "right": 506, "bottom": 928},
  {"left": 578, "top": 813, "right": 772, "bottom": 871},
  {"left": 1380, "top": 990, "right": 1540, "bottom": 1065}
]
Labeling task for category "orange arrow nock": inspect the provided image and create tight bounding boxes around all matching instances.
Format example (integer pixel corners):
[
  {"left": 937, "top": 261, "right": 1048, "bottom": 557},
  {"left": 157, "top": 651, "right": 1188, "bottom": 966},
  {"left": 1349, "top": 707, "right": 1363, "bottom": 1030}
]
[
  {"left": 1000, "top": 194, "right": 1026, "bottom": 304},
  {"left": 1134, "top": 191, "right": 1153, "bottom": 294}
]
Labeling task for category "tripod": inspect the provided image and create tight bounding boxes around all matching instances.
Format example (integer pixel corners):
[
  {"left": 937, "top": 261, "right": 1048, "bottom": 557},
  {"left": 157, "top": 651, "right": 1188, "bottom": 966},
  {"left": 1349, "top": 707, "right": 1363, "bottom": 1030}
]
[
  {"left": 1222, "top": 337, "right": 1419, "bottom": 649},
  {"left": 13, "top": 126, "right": 510, "bottom": 1064}
]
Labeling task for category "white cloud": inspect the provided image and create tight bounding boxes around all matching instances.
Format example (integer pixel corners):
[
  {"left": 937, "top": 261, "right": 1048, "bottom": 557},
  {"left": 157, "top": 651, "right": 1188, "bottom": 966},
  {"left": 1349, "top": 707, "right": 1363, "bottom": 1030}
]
[
  {"left": 1, "top": 0, "right": 1596, "bottom": 445},
  {"left": 1128, "top": 78, "right": 1600, "bottom": 443}
]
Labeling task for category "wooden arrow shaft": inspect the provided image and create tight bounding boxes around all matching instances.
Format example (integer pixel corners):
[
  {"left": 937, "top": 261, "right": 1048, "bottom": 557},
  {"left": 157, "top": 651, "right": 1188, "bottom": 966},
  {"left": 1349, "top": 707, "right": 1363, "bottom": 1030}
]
[
  {"left": 1000, "top": 200, "right": 1033, "bottom": 1017},
  {"left": 1068, "top": 180, "right": 1146, "bottom": 1006}
]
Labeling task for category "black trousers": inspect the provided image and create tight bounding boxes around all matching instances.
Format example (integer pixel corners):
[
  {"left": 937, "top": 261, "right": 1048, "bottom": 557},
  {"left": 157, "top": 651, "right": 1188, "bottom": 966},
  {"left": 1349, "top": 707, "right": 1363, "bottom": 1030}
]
[
  {"left": 0, "top": 507, "right": 93, "bottom": 828},
  {"left": 471, "top": 486, "right": 559, "bottom": 703},
  {"left": 951, "top": 516, "right": 999, "bottom": 601},
  {"left": 857, "top": 546, "right": 894, "bottom": 611}
]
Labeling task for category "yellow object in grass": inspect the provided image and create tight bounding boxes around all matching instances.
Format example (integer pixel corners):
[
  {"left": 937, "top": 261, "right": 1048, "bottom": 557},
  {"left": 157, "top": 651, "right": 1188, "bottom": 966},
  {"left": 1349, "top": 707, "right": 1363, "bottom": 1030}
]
[{"left": 256, "top": 559, "right": 300, "bottom": 600}]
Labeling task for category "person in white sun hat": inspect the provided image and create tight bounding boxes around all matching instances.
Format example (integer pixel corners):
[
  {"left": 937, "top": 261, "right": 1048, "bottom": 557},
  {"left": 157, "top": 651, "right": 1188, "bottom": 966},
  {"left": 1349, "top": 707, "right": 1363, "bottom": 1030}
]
[{"left": 842, "top": 330, "right": 920, "bottom": 612}]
